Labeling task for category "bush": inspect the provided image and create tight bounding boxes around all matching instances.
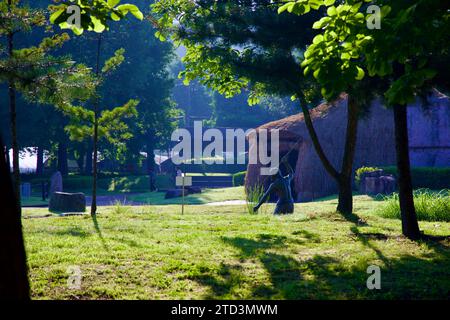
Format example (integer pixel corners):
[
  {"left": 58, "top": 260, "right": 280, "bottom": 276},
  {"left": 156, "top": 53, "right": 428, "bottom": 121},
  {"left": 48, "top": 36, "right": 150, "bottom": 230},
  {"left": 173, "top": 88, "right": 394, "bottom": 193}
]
[
  {"left": 376, "top": 189, "right": 450, "bottom": 222},
  {"left": 381, "top": 166, "right": 450, "bottom": 190},
  {"left": 355, "top": 166, "right": 381, "bottom": 187},
  {"left": 233, "top": 171, "right": 246, "bottom": 186}
]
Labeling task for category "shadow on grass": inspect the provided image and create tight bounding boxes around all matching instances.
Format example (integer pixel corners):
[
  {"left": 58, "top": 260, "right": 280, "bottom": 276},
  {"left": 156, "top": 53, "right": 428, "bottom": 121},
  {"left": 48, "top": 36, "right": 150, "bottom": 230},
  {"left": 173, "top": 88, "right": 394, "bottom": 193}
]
[
  {"left": 91, "top": 214, "right": 109, "bottom": 252},
  {"left": 188, "top": 232, "right": 450, "bottom": 299}
]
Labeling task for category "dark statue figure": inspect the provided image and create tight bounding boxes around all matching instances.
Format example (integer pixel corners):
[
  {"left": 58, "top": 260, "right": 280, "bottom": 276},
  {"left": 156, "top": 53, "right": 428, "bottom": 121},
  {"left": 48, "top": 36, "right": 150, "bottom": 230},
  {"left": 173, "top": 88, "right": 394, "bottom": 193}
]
[{"left": 253, "top": 157, "right": 295, "bottom": 214}]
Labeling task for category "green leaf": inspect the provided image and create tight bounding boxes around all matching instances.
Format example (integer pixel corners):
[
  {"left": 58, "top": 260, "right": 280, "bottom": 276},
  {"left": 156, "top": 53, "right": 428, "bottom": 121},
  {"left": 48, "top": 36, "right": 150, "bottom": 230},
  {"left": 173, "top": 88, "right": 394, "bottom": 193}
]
[
  {"left": 324, "top": 0, "right": 335, "bottom": 6},
  {"left": 50, "top": 8, "right": 65, "bottom": 24},
  {"left": 312, "top": 34, "right": 324, "bottom": 44},
  {"left": 327, "top": 6, "right": 337, "bottom": 16},
  {"left": 108, "top": 0, "right": 121, "bottom": 7},
  {"left": 91, "top": 16, "right": 106, "bottom": 33},
  {"left": 116, "top": 4, "right": 144, "bottom": 20},
  {"left": 355, "top": 66, "right": 365, "bottom": 80},
  {"left": 278, "top": 2, "right": 293, "bottom": 14}
]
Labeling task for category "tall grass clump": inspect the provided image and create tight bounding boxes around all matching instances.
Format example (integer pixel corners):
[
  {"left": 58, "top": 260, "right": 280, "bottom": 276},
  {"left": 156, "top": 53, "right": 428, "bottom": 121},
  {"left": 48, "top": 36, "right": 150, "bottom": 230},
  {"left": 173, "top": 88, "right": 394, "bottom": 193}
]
[
  {"left": 376, "top": 189, "right": 450, "bottom": 221},
  {"left": 112, "top": 200, "right": 132, "bottom": 215},
  {"left": 245, "top": 184, "right": 266, "bottom": 214}
]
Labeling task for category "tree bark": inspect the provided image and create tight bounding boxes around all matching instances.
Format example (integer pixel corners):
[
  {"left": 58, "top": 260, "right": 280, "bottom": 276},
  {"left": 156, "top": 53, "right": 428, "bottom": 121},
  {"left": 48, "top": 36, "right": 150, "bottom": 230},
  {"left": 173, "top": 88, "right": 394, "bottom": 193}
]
[
  {"left": 0, "top": 136, "right": 30, "bottom": 299},
  {"left": 393, "top": 104, "right": 421, "bottom": 239},
  {"left": 336, "top": 95, "right": 359, "bottom": 214},
  {"left": 57, "top": 142, "right": 68, "bottom": 176},
  {"left": 36, "top": 145, "right": 44, "bottom": 176},
  {"left": 91, "top": 34, "right": 102, "bottom": 216}
]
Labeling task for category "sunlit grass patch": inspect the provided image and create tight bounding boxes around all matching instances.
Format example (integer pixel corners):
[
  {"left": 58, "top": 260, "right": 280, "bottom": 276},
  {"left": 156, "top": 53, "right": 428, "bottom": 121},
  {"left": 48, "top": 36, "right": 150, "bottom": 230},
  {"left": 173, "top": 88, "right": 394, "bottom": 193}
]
[{"left": 375, "top": 189, "right": 450, "bottom": 222}]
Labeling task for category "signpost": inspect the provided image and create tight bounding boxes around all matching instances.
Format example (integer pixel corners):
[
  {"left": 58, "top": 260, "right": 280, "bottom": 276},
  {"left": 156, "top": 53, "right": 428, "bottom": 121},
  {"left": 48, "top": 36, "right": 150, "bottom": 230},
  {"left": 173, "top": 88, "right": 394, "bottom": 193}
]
[{"left": 175, "top": 174, "right": 192, "bottom": 215}]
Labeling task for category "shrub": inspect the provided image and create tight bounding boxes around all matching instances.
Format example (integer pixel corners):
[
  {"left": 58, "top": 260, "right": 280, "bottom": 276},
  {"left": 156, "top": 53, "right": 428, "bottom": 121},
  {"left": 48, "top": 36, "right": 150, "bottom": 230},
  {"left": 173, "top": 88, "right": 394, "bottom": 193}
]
[
  {"left": 376, "top": 189, "right": 450, "bottom": 222},
  {"left": 355, "top": 166, "right": 381, "bottom": 187},
  {"left": 381, "top": 166, "right": 450, "bottom": 190},
  {"left": 233, "top": 171, "right": 246, "bottom": 187}
]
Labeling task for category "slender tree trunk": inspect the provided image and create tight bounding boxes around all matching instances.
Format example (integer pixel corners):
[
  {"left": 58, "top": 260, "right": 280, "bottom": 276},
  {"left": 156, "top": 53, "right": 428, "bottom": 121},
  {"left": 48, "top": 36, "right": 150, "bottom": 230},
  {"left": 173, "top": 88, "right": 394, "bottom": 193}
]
[
  {"left": 0, "top": 137, "right": 30, "bottom": 299},
  {"left": 91, "top": 34, "right": 102, "bottom": 216},
  {"left": 36, "top": 145, "right": 44, "bottom": 175},
  {"left": 7, "top": 24, "right": 21, "bottom": 207},
  {"left": 57, "top": 142, "right": 68, "bottom": 176},
  {"left": 91, "top": 120, "right": 99, "bottom": 216},
  {"left": 393, "top": 104, "right": 421, "bottom": 239},
  {"left": 336, "top": 95, "right": 359, "bottom": 214}
]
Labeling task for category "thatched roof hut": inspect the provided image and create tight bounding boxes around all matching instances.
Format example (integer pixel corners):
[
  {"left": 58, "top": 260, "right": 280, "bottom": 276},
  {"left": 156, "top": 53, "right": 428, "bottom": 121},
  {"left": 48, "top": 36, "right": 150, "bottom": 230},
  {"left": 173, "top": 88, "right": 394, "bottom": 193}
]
[{"left": 245, "top": 91, "right": 450, "bottom": 202}]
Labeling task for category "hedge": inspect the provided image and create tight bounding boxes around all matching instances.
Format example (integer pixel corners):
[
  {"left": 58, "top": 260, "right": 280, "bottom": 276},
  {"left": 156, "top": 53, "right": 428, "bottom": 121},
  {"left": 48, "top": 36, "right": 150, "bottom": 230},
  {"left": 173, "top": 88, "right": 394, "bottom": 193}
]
[
  {"left": 380, "top": 166, "right": 450, "bottom": 190},
  {"left": 232, "top": 171, "right": 246, "bottom": 186}
]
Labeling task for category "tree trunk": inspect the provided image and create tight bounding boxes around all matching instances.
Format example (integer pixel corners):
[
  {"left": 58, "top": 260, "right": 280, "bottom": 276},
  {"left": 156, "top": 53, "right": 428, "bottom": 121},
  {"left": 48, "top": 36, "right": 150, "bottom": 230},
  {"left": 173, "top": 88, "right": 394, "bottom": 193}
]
[
  {"left": 7, "top": 27, "right": 21, "bottom": 207},
  {"left": 146, "top": 138, "right": 156, "bottom": 191},
  {"left": 0, "top": 136, "right": 30, "bottom": 299},
  {"left": 91, "top": 34, "right": 102, "bottom": 216},
  {"left": 91, "top": 120, "right": 98, "bottom": 216},
  {"left": 336, "top": 95, "right": 359, "bottom": 214},
  {"left": 337, "top": 176, "right": 353, "bottom": 214},
  {"left": 36, "top": 145, "right": 44, "bottom": 175},
  {"left": 57, "top": 142, "right": 68, "bottom": 176},
  {"left": 393, "top": 104, "right": 421, "bottom": 239}
]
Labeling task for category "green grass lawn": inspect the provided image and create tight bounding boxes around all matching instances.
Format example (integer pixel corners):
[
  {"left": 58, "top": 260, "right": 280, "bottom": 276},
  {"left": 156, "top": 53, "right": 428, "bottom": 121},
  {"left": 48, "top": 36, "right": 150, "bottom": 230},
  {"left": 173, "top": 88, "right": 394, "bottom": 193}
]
[
  {"left": 128, "top": 186, "right": 245, "bottom": 205},
  {"left": 22, "top": 195, "right": 450, "bottom": 300}
]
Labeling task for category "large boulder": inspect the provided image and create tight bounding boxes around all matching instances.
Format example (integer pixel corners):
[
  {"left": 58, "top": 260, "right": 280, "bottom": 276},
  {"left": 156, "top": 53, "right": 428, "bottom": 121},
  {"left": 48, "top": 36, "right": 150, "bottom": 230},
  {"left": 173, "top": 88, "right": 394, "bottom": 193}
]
[
  {"left": 49, "top": 171, "right": 63, "bottom": 195},
  {"left": 49, "top": 192, "right": 86, "bottom": 212}
]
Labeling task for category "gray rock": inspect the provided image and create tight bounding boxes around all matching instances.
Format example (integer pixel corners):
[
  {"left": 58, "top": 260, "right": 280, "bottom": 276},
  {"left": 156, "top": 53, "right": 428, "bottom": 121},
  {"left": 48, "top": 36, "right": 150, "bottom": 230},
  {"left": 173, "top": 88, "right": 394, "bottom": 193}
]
[
  {"left": 49, "top": 192, "right": 86, "bottom": 212},
  {"left": 49, "top": 171, "right": 63, "bottom": 195}
]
